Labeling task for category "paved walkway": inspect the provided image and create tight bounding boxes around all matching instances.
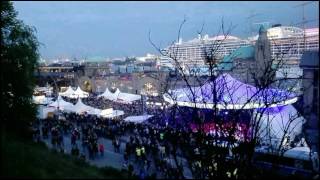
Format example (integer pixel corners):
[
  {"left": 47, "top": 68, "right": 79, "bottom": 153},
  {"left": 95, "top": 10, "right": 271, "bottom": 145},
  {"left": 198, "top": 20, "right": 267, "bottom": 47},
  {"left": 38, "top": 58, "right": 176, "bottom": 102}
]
[{"left": 41, "top": 130, "right": 193, "bottom": 179}]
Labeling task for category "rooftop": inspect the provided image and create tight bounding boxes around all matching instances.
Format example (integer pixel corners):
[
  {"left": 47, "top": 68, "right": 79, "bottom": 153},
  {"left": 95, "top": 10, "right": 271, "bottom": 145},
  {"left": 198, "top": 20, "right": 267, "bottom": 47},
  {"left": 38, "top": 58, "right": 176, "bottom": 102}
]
[{"left": 218, "top": 45, "right": 255, "bottom": 70}]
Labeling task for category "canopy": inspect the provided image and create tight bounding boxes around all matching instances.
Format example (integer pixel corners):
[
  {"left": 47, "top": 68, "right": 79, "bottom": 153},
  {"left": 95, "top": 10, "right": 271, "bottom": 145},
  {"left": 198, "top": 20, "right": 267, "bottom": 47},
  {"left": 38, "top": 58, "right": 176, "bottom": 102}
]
[
  {"left": 98, "top": 88, "right": 141, "bottom": 103},
  {"left": 117, "top": 92, "right": 141, "bottom": 103},
  {"left": 48, "top": 95, "right": 74, "bottom": 111},
  {"left": 253, "top": 104, "right": 306, "bottom": 147},
  {"left": 86, "top": 108, "right": 102, "bottom": 116},
  {"left": 73, "top": 86, "right": 89, "bottom": 98},
  {"left": 283, "top": 146, "right": 310, "bottom": 161},
  {"left": 123, "top": 115, "right": 153, "bottom": 123},
  {"left": 59, "top": 86, "right": 76, "bottom": 97},
  {"left": 70, "top": 98, "right": 95, "bottom": 114},
  {"left": 163, "top": 73, "right": 297, "bottom": 109},
  {"left": 100, "top": 110, "right": 124, "bottom": 118},
  {"left": 59, "top": 86, "right": 89, "bottom": 98},
  {"left": 98, "top": 88, "right": 120, "bottom": 101},
  {"left": 100, "top": 108, "right": 113, "bottom": 115},
  {"left": 37, "top": 105, "right": 56, "bottom": 119},
  {"left": 33, "top": 95, "right": 53, "bottom": 105}
]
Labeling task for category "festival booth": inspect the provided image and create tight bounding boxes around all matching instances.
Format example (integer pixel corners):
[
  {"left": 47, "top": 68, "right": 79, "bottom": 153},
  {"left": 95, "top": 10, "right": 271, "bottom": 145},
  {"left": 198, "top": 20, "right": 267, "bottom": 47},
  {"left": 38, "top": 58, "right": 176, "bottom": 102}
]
[
  {"left": 98, "top": 88, "right": 120, "bottom": 101},
  {"left": 116, "top": 92, "right": 141, "bottom": 104},
  {"left": 163, "top": 73, "right": 297, "bottom": 110},
  {"left": 253, "top": 105, "right": 306, "bottom": 147},
  {"left": 33, "top": 95, "right": 54, "bottom": 105},
  {"left": 73, "top": 86, "right": 89, "bottom": 98},
  {"left": 98, "top": 88, "right": 141, "bottom": 104},
  {"left": 34, "top": 86, "right": 53, "bottom": 96},
  {"left": 36, "top": 105, "right": 56, "bottom": 119},
  {"left": 59, "top": 86, "right": 89, "bottom": 99},
  {"left": 123, "top": 115, "right": 153, "bottom": 124},
  {"left": 87, "top": 108, "right": 102, "bottom": 116},
  {"left": 70, "top": 98, "right": 96, "bottom": 114},
  {"left": 48, "top": 95, "right": 74, "bottom": 111},
  {"left": 100, "top": 108, "right": 124, "bottom": 119},
  {"left": 59, "top": 86, "right": 76, "bottom": 98}
]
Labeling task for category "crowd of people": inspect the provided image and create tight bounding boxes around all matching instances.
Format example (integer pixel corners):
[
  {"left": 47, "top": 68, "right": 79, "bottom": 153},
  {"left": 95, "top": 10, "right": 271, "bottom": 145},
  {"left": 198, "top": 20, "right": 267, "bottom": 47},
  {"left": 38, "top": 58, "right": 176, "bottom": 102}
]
[{"left": 31, "top": 95, "right": 254, "bottom": 179}]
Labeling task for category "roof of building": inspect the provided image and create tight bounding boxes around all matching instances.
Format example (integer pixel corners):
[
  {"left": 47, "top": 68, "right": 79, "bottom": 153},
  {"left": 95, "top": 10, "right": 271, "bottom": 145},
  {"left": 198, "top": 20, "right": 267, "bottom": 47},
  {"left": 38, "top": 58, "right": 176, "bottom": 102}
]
[
  {"left": 300, "top": 51, "right": 319, "bottom": 67},
  {"left": 218, "top": 45, "right": 255, "bottom": 71}
]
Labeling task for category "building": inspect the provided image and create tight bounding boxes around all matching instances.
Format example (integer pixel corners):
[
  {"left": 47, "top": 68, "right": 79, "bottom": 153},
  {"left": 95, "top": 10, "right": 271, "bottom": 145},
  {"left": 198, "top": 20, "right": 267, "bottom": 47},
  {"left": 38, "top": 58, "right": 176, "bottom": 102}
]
[
  {"left": 250, "top": 26, "right": 319, "bottom": 66},
  {"left": 299, "top": 51, "right": 319, "bottom": 158},
  {"left": 217, "top": 25, "right": 274, "bottom": 85},
  {"left": 35, "top": 63, "right": 83, "bottom": 92}
]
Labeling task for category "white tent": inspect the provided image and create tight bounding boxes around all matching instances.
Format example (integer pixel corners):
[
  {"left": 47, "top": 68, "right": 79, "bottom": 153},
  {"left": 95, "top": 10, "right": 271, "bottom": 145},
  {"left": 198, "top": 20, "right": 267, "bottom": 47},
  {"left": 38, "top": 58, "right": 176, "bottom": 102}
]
[
  {"left": 98, "top": 87, "right": 141, "bottom": 103},
  {"left": 48, "top": 95, "right": 74, "bottom": 111},
  {"left": 87, "top": 108, "right": 102, "bottom": 116},
  {"left": 98, "top": 88, "right": 120, "bottom": 101},
  {"left": 37, "top": 105, "right": 56, "bottom": 119},
  {"left": 100, "top": 108, "right": 113, "bottom": 116},
  {"left": 253, "top": 104, "right": 306, "bottom": 147},
  {"left": 59, "top": 86, "right": 76, "bottom": 97},
  {"left": 71, "top": 98, "right": 95, "bottom": 114},
  {"left": 123, "top": 115, "right": 153, "bottom": 123},
  {"left": 100, "top": 109, "right": 124, "bottom": 118},
  {"left": 283, "top": 146, "right": 311, "bottom": 161},
  {"left": 73, "top": 86, "right": 89, "bottom": 98},
  {"left": 33, "top": 95, "right": 54, "bottom": 105},
  {"left": 117, "top": 92, "right": 141, "bottom": 103}
]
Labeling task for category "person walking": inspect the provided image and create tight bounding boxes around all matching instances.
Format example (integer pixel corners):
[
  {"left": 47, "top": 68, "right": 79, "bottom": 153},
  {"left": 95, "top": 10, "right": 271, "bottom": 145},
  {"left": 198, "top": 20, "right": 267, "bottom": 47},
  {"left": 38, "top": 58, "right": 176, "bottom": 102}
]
[
  {"left": 136, "top": 146, "right": 141, "bottom": 163},
  {"left": 99, "top": 143, "right": 104, "bottom": 157}
]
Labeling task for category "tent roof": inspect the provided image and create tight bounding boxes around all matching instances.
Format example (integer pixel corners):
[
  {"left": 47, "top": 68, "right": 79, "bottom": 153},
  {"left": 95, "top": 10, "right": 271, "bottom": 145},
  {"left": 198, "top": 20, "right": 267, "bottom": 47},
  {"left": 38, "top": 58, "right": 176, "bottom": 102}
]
[
  {"left": 73, "top": 86, "right": 89, "bottom": 98},
  {"left": 98, "top": 88, "right": 120, "bottom": 101},
  {"left": 164, "top": 73, "right": 297, "bottom": 109},
  {"left": 60, "top": 86, "right": 89, "bottom": 98},
  {"left": 100, "top": 110, "right": 124, "bottom": 118},
  {"left": 254, "top": 105, "right": 305, "bottom": 145},
  {"left": 123, "top": 115, "right": 153, "bottom": 123},
  {"left": 74, "top": 86, "right": 89, "bottom": 95},
  {"left": 117, "top": 92, "right": 141, "bottom": 102},
  {"left": 33, "top": 95, "right": 53, "bottom": 105},
  {"left": 99, "top": 88, "right": 141, "bottom": 103},
  {"left": 59, "top": 86, "right": 75, "bottom": 96},
  {"left": 48, "top": 96, "right": 74, "bottom": 110},
  {"left": 71, "top": 99, "right": 95, "bottom": 114},
  {"left": 283, "top": 147, "right": 310, "bottom": 161},
  {"left": 218, "top": 45, "right": 255, "bottom": 71}
]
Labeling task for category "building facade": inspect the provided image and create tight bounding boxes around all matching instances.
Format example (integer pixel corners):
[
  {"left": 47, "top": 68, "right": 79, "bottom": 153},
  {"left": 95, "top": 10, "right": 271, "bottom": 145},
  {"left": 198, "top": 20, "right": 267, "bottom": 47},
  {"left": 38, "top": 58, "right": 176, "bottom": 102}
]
[
  {"left": 250, "top": 26, "right": 319, "bottom": 66},
  {"left": 299, "top": 51, "right": 319, "bottom": 159}
]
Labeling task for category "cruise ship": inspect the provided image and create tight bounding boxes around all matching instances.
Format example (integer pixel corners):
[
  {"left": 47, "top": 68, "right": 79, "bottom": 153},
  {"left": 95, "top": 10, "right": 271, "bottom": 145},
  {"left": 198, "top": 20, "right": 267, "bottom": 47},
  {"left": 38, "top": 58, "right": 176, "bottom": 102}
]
[
  {"left": 162, "top": 25, "right": 319, "bottom": 68},
  {"left": 162, "top": 34, "right": 251, "bottom": 67}
]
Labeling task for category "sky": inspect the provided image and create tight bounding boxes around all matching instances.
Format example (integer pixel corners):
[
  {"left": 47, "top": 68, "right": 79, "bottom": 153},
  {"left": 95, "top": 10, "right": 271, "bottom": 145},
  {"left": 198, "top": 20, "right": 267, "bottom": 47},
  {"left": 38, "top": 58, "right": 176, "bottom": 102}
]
[{"left": 13, "top": 1, "right": 319, "bottom": 60}]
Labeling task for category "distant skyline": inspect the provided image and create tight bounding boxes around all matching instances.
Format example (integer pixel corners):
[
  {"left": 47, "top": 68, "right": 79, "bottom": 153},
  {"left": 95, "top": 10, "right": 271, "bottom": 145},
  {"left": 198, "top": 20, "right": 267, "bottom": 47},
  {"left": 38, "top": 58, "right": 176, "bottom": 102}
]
[{"left": 14, "top": 1, "right": 319, "bottom": 59}]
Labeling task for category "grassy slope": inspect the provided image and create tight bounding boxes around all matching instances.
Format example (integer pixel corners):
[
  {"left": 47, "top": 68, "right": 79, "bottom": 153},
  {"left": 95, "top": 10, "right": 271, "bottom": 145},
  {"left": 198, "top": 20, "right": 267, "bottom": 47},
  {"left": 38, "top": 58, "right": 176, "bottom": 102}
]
[{"left": 1, "top": 134, "right": 130, "bottom": 179}]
